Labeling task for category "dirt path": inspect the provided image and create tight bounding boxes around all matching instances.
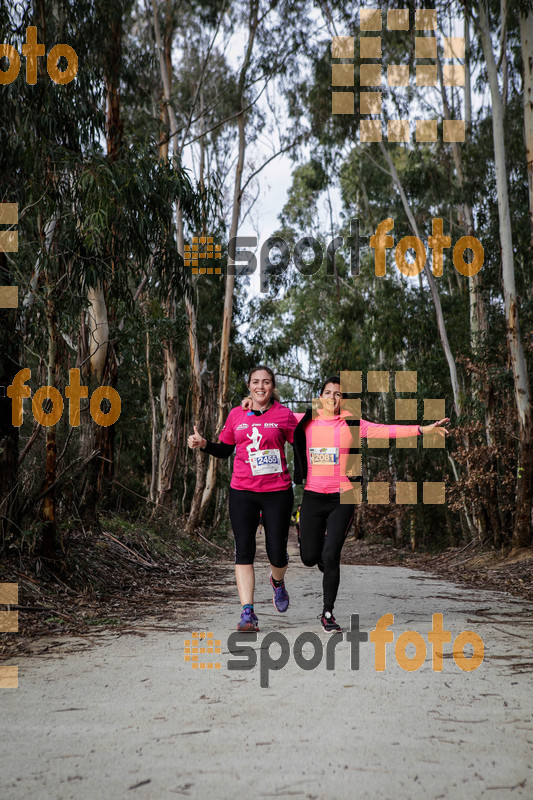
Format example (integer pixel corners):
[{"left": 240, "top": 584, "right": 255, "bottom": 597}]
[{"left": 2, "top": 537, "right": 532, "bottom": 799}]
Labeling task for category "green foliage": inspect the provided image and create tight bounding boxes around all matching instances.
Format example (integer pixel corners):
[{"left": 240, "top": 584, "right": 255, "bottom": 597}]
[
  {"left": 2, "top": 0, "right": 532, "bottom": 557},
  {"left": 238, "top": 0, "right": 532, "bottom": 551}
]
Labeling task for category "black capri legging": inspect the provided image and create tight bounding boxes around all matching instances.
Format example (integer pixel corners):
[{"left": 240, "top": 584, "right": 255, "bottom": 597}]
[
  {"left": 229, "top": 487, "right": 294, "bottom": 567},
  {"left": 299, "top": 490, "right": 355, "bottom": 612}
]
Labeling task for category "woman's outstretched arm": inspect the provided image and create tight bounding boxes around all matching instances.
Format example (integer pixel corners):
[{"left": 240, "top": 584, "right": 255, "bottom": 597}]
[{"left": 360, "top": 417, "right": 450, "bottom": 439}]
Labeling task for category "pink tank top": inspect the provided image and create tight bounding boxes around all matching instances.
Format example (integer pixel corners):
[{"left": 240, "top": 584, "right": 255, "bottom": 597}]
[
  {"left": 303, "top": 409, "right": 420, "bottom": 494},
  {"left": 218, "top": 401, "right": 298, "bottom": 492}
]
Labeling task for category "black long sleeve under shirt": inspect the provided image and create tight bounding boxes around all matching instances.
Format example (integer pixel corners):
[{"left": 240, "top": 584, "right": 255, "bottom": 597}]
[
  {"left": 201, "top": 440, "right": 235, "bottom": 458},
  {"left": 201, "top": 407, "right": 270, "bottom": 459}
]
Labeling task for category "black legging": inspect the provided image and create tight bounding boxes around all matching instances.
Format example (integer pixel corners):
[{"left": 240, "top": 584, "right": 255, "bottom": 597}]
[
  {"left": 299, "top": 490, "right": 355, "bottom": 612},
  {"left": 229, "top": 487, "right": 294, "bottom": 567}
]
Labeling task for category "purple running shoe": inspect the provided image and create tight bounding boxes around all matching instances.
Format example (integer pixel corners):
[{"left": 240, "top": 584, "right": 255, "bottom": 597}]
[
  {"left": 270, "top": 573, "right": 289, "bottom": 613},
  {"left": 237, "top": 607, "right": 259, "bottom": 632}
]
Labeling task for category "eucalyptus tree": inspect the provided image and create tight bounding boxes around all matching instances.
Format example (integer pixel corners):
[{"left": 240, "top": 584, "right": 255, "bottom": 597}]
[
  {"left": 0, "top": 0, "right": 201, "bottom": 553},
  {"left": 149, "top": 0, "right": 232, "bottom": 518},
  {"left": 474, "top": 0, "right": 532, "bottom": 547},
  {"left": 197, "top": 0, "right": 311, "bottom": 525},
  {"left": 0, "top": 0, "right": 106, "bottom": 552},
  {"left": 240, "top": 0, "right": 531, "bottom": 548}
]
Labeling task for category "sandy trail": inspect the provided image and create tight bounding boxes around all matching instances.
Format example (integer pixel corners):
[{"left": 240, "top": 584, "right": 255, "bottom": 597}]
[{"left": 2, "top": 538, "right": 533, "bottom": 800}]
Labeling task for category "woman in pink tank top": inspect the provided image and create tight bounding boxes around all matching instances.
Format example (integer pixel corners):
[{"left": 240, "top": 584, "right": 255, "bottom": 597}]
[
  {"left": 292, "top": 376, "right": 450, "bottom": 632},
  {"left": 188, "top": 366, "right": 298, "bottom": 633}
]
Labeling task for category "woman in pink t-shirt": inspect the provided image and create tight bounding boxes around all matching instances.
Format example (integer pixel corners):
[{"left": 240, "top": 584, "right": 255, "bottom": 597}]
[
  {"left": 292, "top": 376, "right": 450, "bottom": 632},
  {"left": 188, "top": 366, "right": 298, "bottom": 633}
]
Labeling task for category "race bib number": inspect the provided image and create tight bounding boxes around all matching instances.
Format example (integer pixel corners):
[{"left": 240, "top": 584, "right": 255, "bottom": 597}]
[
  {"left": 249, "top": 449, "right": 283, "bottom": 476},
  {"left": 309, "top": 447, "right": 339, "bottom": 465}
]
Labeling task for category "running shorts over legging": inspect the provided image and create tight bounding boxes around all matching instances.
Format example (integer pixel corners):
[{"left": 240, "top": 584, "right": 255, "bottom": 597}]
[
  {"left": 229, "top": 487, "right": 294, "bottom": 567},
  {"left": 299, "top": 489, "right": 355, "bottom": 611}
]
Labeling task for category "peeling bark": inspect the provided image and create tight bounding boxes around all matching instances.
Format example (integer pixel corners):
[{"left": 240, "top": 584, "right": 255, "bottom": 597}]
[
  {"left": 520, "top": 11, "right": 533, "bottom": 247},
  {"left": 152, "top": 0, "right": 186, "bottom": 509},
  {"left": 40, "top": 292, "right": 58, "bottom": 557},
  {"left": 199, "top": 1, "right": 259, "bottom": 521},
  {"left": 0, "top": 253, "right": 20, "bottom": 544},
  {"left": 478, "top": 1, "right": 533, "bottom": 547}
]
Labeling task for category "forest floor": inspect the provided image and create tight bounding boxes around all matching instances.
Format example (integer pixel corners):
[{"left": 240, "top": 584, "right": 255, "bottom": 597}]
[
  {"left": 2, "top": 531, "right": 532, "bottom": 800},
  {"left": 0, "top": 514, "right": 234, "bottom": 660},
  {"left": 2, "top": 519, "right": 532, "bottom": 660},
  {"left": 342, "top": 537, "right": 533, "bottom": 603}
]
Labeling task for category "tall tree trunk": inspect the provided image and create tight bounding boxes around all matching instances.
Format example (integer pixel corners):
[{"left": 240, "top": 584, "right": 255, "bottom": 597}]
[
  {"left": 40, "top": 292, "right": 58, "bottom": 557},
  {"left": 152, "top": 0, "right": 185, "bottom": 509},
  {"left": 80, "top": 9, "right": 122, "bottom": 518},
  {"left": 464, "top": 16, "right": 472, "bottom": 130},
  {"left": 157, "top": 335, "right": 181, "bottom": 507},
  {"left": 0, "top": 253, "right": 20, "bottom": 546},
  {"left": 79, "top": 286, "right": 118, "bottom": 513},
  {"left": 438, "top": 41, "right": 496, "bottom": 534},
  {"left": 105, "top": 13, "right": 123, "bottom": 160},
  {"left": 184, "top": 91, "right": 208, "bottom": 531},
  {"left": 379, "top": 142, "right": 462, "bottom": 417},
  {"left": 87, "top": 285, "right": 109, "bottom": 379},
  {"left": 437, "top": 42, "right": 488, "bottom": 371},
  {"left": 97, "top": 10, "right": 122, "bottom": 496},
  {"left": 199, "top": 0, "right": 259, "bottom": 520},
  {"left": 157, "top": 0, "right": 173, "bottom": 161},
  {"left": 437, "top": 53, "right": 487, "bottom": 354},
  {"left": 478, "top": 0, "right": 533, "bottom": 548},
  {"left": 521, "top": 10, "right": 533, "bottom": 248},
  {"left": 146, "top": 328, "right": 158, "bottom": 504},
  {"left": 184, "top": 292, "right": 207, "bottom": 529}
]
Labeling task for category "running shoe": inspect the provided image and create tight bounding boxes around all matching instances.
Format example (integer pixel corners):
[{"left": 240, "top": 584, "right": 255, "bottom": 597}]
[
  {"left": 320, "top": 611, "right": 341, "bottom": 632},
  {"left": 270, "top": 574, "right": 289, "bottom": 613},
  {"left": 237, "top": 607, "right": 259, "bottom": 632}
]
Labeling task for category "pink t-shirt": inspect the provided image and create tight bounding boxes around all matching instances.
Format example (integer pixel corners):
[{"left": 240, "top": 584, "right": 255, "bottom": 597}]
[
  {"left": 218, "top": 401, "right": 298, "bottom": 492},
  {"left": 303, "top": 409, "right": 420, "bottom": 494}
]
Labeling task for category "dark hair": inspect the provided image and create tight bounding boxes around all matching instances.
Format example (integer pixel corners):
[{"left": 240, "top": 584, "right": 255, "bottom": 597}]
[
  {"left": 247, "top": 365, "right": 280, "bottom": 402},
  {"left": 319, "top": 375, "right": 341, "bottom": 395},
  {"left": 248, "top": 364, "right": 276, "bottom": 386}
]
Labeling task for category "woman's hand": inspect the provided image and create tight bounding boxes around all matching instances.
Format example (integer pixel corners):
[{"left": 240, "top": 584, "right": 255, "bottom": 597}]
[
  {"left": 241, "top": 396, "right": 253, "bottom": 410},
  {"left": 420, "top": 418, "right": 451, "bottom": 438},
  {"left": 188, "top": 425, "right": 207, "bottom": 450}
]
